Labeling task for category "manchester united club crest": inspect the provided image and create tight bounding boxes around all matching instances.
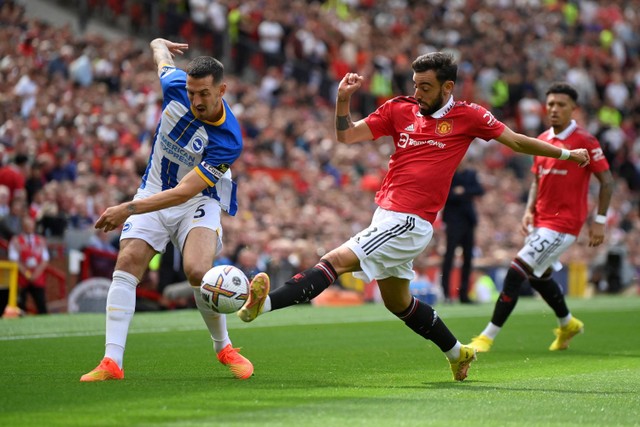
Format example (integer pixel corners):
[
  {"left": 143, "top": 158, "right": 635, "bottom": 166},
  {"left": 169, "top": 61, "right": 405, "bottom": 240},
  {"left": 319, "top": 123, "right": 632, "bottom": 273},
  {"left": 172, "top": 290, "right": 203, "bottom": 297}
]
[{"left": 436, "top": 119, "right": 453, "bottom": 135}]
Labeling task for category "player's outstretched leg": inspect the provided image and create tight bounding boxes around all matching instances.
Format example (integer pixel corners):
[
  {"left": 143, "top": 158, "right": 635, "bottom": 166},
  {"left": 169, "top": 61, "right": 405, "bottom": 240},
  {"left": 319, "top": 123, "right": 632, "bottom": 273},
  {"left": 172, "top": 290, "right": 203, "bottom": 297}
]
[
  {"left": 80, "top": 357, "right": 124, "bottom": 382},
  {"left": 217, "top": 344, "right": 254, "bottom": 379},
  {"left": 549, "top": 317, "right": 584, "bottom": 351},
  {"left": 237, "top": 273, "right": 270, "bottom": 323}
]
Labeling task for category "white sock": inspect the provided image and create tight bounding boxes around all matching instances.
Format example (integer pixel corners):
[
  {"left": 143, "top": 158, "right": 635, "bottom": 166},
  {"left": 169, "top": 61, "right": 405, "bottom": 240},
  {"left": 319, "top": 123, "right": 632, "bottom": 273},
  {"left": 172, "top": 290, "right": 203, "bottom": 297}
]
[
  {"left": 262, "top": 296, "right": 272, "bottom": 313},
  {"left": 104, "top": 270, "right": 138, "bottom": 369},
  {"left": 445, "top": 341, "right": 462, "bottom": 360},
  {"left": 192, "top": 287, "right": 232, "bottom": 353},
  {"left": 559, "top": 313, "right": 572, "bottom": 327},
  {"left": 480, "top": 323, "right": 501, "bottom": 340}
]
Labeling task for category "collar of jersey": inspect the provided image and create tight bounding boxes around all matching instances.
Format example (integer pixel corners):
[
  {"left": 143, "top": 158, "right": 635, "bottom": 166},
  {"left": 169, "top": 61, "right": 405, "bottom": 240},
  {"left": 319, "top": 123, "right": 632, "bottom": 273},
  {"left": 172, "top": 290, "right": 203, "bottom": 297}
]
[
  {"left": 548, "top": 120, "right": 577, "bottom": 140},
  {"left": 417, "top": 96, "right": 455, "bottom": 119}
]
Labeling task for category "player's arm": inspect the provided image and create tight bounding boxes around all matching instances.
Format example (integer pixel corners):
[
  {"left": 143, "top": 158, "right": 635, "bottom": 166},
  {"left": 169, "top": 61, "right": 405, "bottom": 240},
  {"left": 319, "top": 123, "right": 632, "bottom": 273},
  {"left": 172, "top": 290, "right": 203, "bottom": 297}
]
[
  {"left": 495, "top": 126, "right": 590, "bottom": 167},
  {"left": 335, "top": 73, "right": 374, "bottom": 144},
  {"left": 95, "top": 169, "right": 208, "bottom": 232},
  {"left": 589, "top": 169, "right": 614, "bottom": 247},
  {"left": 521, "top": 177, "right": 539, "bottom": 236},
  {"left": 150, "top": 38, "right": 189, "bottom": 74}
]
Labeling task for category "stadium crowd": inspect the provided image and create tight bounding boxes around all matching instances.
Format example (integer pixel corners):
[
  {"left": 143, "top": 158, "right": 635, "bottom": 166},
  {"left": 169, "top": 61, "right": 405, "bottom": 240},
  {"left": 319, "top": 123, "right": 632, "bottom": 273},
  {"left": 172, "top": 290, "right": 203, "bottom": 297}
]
[{"left": 1, "top": 0, "right": 639, "bottom": 308}]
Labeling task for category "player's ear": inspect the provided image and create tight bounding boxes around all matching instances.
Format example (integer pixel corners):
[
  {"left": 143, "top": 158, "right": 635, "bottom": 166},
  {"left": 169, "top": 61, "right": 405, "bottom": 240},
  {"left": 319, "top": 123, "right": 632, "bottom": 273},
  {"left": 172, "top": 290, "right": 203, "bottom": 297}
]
[
  {"left": 218, "top": 82, "right": 227, "bottom": 97},
  {"left": 443, "top": 80, "right": 454, "bottom": 97}
]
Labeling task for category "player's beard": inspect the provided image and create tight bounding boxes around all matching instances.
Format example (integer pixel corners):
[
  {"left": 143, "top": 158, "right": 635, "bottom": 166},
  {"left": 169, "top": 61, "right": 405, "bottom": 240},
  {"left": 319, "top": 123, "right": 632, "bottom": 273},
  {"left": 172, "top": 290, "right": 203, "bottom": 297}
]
[{"left": 419, "top": 89, "right": 445, "bottom": 116}]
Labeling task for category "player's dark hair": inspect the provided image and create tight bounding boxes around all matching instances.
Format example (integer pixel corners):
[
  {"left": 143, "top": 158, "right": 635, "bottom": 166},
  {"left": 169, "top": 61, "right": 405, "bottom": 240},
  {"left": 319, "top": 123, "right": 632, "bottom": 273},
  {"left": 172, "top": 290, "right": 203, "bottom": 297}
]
[
  {"left": 186, "top": 56, "right": 224, "bottom": 83},
  {"left": 546, "top": 82, "right": 578, "bottom": 103},
  {"left": 412, "top": 52, "right": 458, "bottom": 83}
]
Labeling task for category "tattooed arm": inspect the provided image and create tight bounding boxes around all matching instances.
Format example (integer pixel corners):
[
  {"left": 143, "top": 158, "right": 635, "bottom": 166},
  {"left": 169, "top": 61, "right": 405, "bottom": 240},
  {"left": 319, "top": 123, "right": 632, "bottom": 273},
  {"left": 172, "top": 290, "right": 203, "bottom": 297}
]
[{"left": 335, "top": 73, "right": 374, "bottom": 144}]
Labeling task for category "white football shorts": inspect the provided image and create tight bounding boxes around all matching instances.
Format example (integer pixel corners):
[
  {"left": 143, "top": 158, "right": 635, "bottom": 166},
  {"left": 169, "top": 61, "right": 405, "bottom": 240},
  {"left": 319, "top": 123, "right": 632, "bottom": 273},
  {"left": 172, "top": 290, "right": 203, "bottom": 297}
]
[
  {"left": 516, "top": 226, "right": 576, "bottom": 278},
  {"left": 120, "top": 190, "right": 223, "bottom": 255},
  {"left": 346, "top": 207, "right": 433, "bottom": 282}
]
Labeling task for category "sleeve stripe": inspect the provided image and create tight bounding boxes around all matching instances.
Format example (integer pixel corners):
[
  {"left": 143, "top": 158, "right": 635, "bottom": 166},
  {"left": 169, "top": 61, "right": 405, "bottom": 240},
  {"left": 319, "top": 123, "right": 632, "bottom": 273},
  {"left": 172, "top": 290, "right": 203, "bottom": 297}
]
[{"left": 195, "top": 167, "right": 215, "bottom": 186}]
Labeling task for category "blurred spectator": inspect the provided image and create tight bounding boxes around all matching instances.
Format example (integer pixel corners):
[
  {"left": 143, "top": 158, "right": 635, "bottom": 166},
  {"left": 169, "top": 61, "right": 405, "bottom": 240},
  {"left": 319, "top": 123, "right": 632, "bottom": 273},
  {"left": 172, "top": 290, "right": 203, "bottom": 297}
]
[
  {"left": 517, "top": 87, "right": 544, "bottom": 136},
  {"left": 24, "top": 161, "right": 45, "bottom": 205},
  {"left": 234, "top": 245, "right": 261, "bottom": 279},
  {"left": 47, "top": 44, "right": 73, "bottom": 80},
  {"left": 86, "top": 229, "right": 118, "bottom": 253},
  {"left": 257, "top": 9, "right": 285, "bottom": 70},
  {"left": 9, "top": 216, "right": 50, "bottom": 314},
  {"left": 0, "top": 184, "right": 10, "bottom": 218},
  {"left": 0, "top": 195, "right": 27, "bottom": 240},
  {"left": 0, "top": 153, "right": 28, "bottom": 203},
  {"left": 604, "top": 71, "right": 629, "bottom": 112},
  {"left": 69, "top": 45, "right": 93, "bottom": 87},
  {"left": 45, "top": 150, "right": 77, "bottom": 183},
  {"left": 263, "top": 238, "right": 297, "bottom": 292},
  {"left": 13, "top": 68, "right": 37, "bottom": 119},
  {"left": 82, "top": 229, "right": 118, "bottom": 279}
]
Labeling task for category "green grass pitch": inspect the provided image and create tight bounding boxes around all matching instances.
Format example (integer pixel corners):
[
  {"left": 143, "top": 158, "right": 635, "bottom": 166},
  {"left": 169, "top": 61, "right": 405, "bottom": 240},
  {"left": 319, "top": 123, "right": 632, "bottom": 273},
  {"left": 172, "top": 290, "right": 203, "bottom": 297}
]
[{"left": 1, "top": 295, "right": 639, "bottom": 426}]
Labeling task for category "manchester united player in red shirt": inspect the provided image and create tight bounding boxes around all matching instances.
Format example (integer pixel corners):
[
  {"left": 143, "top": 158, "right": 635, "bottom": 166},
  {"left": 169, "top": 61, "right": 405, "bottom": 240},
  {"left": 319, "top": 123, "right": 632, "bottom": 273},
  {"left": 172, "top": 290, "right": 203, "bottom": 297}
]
[
  {"left": 469, "top": 82, "right": 613, "bottom": 353},
  {"left": 238, "top": 53, "right": 590, "bottom": 381}
]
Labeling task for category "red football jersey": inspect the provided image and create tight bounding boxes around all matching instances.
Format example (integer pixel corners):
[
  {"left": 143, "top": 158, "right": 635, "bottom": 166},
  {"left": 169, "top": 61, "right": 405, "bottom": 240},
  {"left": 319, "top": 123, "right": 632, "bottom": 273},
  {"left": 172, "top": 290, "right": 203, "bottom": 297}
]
[
  {"left": 532, "top": 121, "right": 610, "bottom": 235},
  {"left": 364, "top": 96, "right": 505, "bottom": 222}
]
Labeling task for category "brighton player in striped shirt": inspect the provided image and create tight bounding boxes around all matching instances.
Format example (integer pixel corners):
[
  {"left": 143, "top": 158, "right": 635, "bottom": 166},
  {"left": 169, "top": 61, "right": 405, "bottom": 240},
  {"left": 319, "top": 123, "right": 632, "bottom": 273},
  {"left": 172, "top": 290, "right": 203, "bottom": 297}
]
[
  {"left": 81, "top": 39, "right": 253, "bottom": 382},
  {"left": 238, "top": 52, "right": 590, "bottom": 381},
  {"left": 469, "top": 82, "right": 613, "bottom": 353}
]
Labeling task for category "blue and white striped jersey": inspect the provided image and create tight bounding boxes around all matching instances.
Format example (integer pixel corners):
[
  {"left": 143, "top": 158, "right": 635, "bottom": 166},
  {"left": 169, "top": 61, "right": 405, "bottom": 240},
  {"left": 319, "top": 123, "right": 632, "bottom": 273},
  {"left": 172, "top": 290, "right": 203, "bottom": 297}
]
[{"left": 139, "top": 66, "right": 242, "bottom": 215}]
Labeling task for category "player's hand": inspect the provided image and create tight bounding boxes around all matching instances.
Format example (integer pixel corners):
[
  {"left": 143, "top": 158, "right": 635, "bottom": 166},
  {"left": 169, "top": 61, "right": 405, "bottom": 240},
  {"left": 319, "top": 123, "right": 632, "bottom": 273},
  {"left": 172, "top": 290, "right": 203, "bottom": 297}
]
[
  {"left": 95, "top": 204, "right": 130, "bottom": 233},
  {"left": 165, "top": 40, "right": 188, "bottom": 57},
  {"left": 588, "top": 223, "right": 605, "bottom": 247},
  {"left": 569, "top": 148, "right": 590, "bottom": 167},
  {"left": 151, "top": 38, "right": 188, "bottom": 57},
  {"left": 337, "top": 73, "right": 364, "bottom": 100},
  {"left": 520, "top": 211, "right": 534, "bottom": 236}
]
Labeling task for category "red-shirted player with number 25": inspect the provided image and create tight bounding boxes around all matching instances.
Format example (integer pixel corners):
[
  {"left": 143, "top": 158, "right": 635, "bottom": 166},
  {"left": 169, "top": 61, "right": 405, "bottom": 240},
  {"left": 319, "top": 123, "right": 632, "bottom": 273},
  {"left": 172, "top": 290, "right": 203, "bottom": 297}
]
[
  {"left": 238, "top": 53, "right": 590, "bottom": 381},
  {"left": 469, "top": 82, "right": 613, "bottom": 354}
]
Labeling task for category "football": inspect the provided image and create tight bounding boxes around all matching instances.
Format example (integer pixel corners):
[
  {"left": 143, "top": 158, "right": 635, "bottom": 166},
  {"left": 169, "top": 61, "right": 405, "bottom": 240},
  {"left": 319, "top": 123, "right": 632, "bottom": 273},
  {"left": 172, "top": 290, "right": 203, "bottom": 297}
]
[{"left": 200, "top": 265, "right": 250, "bottom": 313}]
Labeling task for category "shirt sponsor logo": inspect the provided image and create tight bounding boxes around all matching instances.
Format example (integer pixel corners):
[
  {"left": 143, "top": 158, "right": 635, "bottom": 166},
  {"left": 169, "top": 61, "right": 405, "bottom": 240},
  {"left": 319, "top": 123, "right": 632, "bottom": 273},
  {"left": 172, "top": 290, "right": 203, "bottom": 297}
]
[
  {"left": 538, "top": 166, "right": 568, "bottom": 176},
  {"left": 160, "top": 134, "right": 196, "bottom": 166},
  {"left": 398, "top": 133, "right": 446, "bottom": 149},
  {"left": 436, "top": 120, "right": 453, "bottom": 135}
]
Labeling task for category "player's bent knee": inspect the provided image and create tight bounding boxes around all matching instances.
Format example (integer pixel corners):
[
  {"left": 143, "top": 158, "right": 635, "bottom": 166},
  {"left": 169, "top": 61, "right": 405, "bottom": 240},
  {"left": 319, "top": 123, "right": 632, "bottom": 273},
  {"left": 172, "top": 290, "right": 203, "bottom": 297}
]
[
  {"left": 321, "top": 247, "right": 359, "bottom": 275},
  {"left": 184, "top": 268, "right": 208, "bottom": 288}
]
